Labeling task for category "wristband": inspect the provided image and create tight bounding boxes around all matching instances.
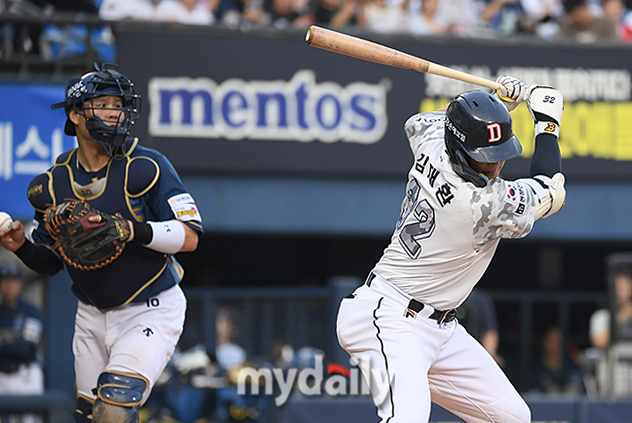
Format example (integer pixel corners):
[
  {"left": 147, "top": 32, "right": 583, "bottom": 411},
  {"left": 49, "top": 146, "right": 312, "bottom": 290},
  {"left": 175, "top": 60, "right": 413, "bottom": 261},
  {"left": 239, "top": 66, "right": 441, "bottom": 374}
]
[
  {"left": 535, "top": 121, "right": 559, "bottom": 138},
  {"left": 132, "top": 221, "right": 153, "bottom": 245},
  {"left": 145, "top": 220, "right": 186, "bottom": 254}
]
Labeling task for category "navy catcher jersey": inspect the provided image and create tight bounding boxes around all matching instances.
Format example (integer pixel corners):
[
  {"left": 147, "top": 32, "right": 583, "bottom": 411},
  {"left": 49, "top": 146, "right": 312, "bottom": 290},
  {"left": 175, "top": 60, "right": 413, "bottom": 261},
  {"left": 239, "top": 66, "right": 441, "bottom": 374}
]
[{"left": 26, "top": 138, "right": 203, "bottom": 309}]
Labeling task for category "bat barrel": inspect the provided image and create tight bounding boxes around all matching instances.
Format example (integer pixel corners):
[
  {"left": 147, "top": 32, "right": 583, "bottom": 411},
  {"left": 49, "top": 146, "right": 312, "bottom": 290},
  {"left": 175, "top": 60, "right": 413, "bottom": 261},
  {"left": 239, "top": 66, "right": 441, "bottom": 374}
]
[
  {"left": 305, "top": 25, "right": 430, "bottom": 73},
  {"left": 305, "top": 25, "right": 500, "bottom": 91}
]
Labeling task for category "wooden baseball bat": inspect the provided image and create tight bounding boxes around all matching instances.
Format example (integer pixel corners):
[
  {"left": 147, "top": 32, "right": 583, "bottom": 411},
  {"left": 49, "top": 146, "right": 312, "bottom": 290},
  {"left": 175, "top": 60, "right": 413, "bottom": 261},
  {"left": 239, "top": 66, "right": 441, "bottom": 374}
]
[{"left": 305, "top": 25, "right": 502, "bottom": 91}]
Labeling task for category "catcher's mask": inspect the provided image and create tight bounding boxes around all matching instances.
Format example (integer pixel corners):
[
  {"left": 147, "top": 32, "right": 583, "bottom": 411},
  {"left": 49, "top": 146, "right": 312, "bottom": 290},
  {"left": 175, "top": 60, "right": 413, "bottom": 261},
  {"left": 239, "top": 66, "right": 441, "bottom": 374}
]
[
  {"left": 51, "top": 63, "right": 141, "bottom": 157},
  {"left": 444, "top": 90, "right": 522, "bottom": 186}
]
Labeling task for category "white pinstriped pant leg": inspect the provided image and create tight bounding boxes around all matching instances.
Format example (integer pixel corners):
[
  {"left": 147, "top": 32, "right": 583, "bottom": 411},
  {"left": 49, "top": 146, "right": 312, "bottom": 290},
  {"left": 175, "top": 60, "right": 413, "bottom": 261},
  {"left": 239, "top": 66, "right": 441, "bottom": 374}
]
[{"left": 337, "top": 282, "right": 441, "bottom": 422}]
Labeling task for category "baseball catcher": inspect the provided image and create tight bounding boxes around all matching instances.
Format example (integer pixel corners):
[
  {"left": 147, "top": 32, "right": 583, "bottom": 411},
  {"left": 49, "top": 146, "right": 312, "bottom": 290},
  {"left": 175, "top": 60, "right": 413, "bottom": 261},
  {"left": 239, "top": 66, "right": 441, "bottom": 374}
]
[{"left": 0, "top": 63, "right": 203, "bottom": 423}]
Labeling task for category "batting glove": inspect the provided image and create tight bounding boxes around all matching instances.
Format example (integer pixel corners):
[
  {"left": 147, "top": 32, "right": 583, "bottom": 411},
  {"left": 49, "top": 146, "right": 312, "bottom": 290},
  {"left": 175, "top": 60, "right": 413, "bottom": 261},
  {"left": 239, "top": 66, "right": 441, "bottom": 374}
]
[
  {"left": 495, "top": 75, "right": 529, "bottom": 112},
  {"left": 527, "top": 85, "right": 563, "bottom": 137}
]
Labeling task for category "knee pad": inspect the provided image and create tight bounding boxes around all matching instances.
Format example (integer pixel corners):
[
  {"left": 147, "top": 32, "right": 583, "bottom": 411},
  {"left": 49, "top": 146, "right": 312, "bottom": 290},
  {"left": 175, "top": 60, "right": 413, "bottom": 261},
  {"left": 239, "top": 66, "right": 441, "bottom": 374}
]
[
  {"left": 96, "top": 372, "right": 148, "bottom": 406},
  {"left": 92, "top": 372, "right": 148, "bottom": 423},
  {"left": 75, "top": 395, "right": 94, "bottom": 423}
]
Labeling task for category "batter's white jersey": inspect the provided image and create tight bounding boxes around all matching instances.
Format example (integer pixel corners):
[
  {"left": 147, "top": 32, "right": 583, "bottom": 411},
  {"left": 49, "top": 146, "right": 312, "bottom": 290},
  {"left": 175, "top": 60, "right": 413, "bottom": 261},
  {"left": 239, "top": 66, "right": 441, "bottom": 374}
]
[{"left": 373, "top": 111, "right": 538, "bottom": 310}]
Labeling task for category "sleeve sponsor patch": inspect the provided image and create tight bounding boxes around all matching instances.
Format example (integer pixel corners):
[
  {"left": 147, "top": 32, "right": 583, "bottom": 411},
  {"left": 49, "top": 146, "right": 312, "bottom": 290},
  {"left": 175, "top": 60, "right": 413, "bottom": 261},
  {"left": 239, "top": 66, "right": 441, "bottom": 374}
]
[
  {"left": 168, "top": 193, "right": 194, "bottom": 207},
  {"left": 504, "top": 182, "right": 527, "bottom": 216},
  {"left": 172, "top": 203, "right": 201, "bottom": 222}
]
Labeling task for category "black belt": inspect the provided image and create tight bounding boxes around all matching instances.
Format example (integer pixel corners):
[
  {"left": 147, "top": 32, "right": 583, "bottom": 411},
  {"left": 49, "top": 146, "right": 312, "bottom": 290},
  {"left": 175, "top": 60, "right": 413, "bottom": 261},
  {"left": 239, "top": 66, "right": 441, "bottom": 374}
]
[
  {"left": 407, "top": 298, "right": 457, "bottom": 324},
  {"left": 366, "top": 273, "right": 457, "bottom": 325}
]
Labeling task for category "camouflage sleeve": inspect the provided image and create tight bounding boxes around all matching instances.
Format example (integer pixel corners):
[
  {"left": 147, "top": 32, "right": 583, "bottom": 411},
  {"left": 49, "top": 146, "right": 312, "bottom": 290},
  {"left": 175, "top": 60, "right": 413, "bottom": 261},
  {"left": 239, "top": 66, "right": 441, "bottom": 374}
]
[
  {"left": 472, "top": 178, "right": 538, "bottom": 245},
  {"left": 404, "top": 112, "right": 446, "bottom": 156}
]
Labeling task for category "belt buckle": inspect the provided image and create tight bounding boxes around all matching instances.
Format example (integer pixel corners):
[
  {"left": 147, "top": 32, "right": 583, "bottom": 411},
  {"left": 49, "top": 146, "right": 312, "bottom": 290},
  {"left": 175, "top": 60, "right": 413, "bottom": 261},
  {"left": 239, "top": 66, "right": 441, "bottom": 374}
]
[{"left": 438, "top": 309, "right": 455, "bottom": 325}]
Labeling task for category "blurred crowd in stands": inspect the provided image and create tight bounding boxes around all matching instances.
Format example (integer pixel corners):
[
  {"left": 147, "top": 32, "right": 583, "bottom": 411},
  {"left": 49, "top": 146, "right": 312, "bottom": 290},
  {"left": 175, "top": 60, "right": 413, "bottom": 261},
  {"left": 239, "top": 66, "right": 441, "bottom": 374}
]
[
  {"left": 3, "top": 0, "right": 632, "bottom": 43},
  {"left": 1, "top": 0, "right": 630, "bottom": 65},
  {"left": 96, "top": 0, "right": 632, "bottom": 42}
]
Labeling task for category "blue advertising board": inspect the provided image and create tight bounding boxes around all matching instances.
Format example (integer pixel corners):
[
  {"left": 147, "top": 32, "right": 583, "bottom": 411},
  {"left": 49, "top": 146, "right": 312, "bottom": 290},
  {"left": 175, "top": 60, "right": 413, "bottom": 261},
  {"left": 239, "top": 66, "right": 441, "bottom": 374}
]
[{"left": 0, "top": 83, "right": 76, "bottom": 220}]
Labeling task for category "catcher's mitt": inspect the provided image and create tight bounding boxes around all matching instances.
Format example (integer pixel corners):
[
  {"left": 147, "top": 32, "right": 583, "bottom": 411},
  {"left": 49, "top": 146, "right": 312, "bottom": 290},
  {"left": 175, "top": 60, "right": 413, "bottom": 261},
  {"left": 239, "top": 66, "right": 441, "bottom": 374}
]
[{"left": 44, "top": 199, "right": 131, "bottom": 271}]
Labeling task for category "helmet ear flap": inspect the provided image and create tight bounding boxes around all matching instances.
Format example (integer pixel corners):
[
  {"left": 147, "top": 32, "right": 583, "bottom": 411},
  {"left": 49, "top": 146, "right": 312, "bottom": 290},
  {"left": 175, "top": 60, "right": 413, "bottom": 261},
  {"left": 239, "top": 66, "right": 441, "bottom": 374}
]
[{"left": 445, "top": 134, "right": 488, "bottom": 188}]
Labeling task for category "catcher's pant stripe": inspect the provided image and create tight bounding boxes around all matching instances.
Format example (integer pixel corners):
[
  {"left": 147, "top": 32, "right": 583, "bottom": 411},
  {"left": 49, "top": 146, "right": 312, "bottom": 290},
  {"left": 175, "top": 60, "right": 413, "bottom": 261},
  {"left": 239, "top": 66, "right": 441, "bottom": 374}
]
[{"left": 372, "top": 296, "right": 394, "bottom": 423}]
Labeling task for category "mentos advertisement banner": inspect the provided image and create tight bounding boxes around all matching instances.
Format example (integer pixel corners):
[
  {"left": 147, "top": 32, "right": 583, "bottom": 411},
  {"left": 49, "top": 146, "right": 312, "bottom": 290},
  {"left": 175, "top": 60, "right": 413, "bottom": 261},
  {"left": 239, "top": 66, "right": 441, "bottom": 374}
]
[
  {"left": 148, "top": 70, "right": 388, "bottom": 144},
  {"left": 116, "top": 28, "right": 632, "bottom": 181},
  {"left": 0, "top": 84, "right": 76, "bottom": 219}
]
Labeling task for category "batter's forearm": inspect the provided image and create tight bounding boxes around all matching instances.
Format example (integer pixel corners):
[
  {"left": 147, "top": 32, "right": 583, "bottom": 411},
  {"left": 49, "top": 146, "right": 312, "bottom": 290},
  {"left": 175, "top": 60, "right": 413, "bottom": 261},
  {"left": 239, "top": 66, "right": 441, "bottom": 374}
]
[
  {"left": 530, "top": 133, "right": 561, "bottom": 178},
  {"left": 527, "top": 86, "right": 563, "bottom": 178}
]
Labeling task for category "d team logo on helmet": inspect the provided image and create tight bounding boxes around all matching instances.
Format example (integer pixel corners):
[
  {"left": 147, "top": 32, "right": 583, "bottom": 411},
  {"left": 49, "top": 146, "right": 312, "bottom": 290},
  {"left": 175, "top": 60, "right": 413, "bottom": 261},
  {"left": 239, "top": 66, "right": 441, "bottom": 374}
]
[
  {"left": 486, "top": 123, "right": 502, "bottom": 143},
  {"left": 148, "top": 70, "right": 388, "bottom": 145}
]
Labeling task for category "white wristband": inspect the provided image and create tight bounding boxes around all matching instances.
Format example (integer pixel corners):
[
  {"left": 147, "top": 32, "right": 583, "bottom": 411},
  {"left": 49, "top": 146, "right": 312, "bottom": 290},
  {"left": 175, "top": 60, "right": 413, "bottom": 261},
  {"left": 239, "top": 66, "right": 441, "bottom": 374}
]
[
  {"left": 535, "top": 121, "right": 559, "bottom": 137},
  {"left": 145, "top": 220, "right": 186, "bottom": 254}
]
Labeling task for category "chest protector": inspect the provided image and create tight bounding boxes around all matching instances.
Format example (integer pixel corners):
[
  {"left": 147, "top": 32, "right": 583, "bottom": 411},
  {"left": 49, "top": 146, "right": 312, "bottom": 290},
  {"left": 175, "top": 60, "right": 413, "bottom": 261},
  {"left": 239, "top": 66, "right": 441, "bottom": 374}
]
[{"left": 29, "top": 140, "right": 167, "bottom": 309}]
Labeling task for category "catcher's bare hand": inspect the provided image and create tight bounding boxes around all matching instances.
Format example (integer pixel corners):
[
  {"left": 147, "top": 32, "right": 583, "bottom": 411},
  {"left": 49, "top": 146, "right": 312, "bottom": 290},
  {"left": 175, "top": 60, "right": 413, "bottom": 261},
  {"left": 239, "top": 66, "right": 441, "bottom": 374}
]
[
  {"left": 44, "top": 199, "right": 132, "bottom": 271},
  {"left": 0, "top": 220, "right": 26, "bottom": 253}
]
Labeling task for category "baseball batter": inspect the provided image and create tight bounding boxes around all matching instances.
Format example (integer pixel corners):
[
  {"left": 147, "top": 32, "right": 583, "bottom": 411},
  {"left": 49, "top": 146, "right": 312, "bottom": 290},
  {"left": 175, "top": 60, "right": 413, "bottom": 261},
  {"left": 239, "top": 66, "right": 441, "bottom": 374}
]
[
  {"left": 0, "top": 64, "right": 203, "bottom": 423},
  {"left": 337, "top": 77, "right": 565, "bottom": 422}
]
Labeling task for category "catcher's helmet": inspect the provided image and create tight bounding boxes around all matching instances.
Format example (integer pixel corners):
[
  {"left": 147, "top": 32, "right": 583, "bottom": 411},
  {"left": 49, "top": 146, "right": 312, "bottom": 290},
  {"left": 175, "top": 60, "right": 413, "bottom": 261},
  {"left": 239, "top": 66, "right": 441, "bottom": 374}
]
[
  {"left": 445, "top": 91, "right": 522, "bottom": 164},
  {"left": 51, "top": 63, "right": 141, "bottom": 156}
]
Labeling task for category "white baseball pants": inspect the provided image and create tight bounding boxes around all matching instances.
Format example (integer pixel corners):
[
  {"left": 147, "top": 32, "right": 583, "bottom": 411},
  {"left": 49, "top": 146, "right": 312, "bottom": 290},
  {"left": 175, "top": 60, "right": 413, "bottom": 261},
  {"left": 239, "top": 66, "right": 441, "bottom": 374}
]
[
  {"left": 337, "top": 274, "right": 531, "bottom": 423},
  {"left": 73, "top": 284, "right": 186, "bottom": 404}
]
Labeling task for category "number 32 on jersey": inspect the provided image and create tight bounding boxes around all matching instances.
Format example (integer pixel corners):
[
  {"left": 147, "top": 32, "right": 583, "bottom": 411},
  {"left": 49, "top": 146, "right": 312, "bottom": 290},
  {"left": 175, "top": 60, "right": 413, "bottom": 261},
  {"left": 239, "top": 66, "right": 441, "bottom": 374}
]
[{"left": 395, "top": 178, "right": 436, "bottom": 259}]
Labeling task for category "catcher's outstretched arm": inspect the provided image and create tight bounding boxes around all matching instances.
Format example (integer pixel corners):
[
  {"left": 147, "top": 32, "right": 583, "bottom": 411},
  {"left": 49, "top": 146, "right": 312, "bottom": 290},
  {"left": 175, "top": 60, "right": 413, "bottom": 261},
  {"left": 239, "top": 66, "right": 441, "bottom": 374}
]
[
  {"left": 11, "top": 240, "right": 64, "bottom": 277},
  {"left": 0, "top": 220, "right": 64, "bottom": 275}
]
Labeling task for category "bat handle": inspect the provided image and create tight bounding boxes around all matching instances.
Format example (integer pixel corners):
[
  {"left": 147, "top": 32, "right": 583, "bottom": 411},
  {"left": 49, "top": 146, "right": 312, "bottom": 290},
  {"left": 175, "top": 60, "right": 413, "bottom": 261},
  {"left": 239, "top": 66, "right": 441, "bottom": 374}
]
[{"left": 427, "top": 62, "right": 502, "bottom": 91}]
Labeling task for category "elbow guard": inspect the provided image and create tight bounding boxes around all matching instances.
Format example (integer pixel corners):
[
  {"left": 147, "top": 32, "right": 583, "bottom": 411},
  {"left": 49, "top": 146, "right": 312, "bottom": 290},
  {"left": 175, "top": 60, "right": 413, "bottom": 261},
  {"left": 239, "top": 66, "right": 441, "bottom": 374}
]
[{"left": 520, "top": 173, "right": 566, "bottom": 220}]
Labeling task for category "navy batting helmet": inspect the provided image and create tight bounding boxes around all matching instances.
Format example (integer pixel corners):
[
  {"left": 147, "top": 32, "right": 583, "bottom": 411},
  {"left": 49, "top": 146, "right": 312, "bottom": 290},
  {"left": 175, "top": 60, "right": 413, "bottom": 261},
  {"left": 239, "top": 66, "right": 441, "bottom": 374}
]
[
  {"left": 51, "top": 63, "right": 141, "bottom": 156},
  {"left": 445, "top": 91, "right": 522, "bottom": 164}
]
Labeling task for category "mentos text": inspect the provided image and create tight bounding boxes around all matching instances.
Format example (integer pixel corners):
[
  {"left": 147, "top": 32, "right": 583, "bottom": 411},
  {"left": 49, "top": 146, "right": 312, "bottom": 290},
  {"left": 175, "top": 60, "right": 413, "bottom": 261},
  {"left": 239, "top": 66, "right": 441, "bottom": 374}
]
[{"left": 148, "top": 70, "right": 388, "bottom": 145}]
